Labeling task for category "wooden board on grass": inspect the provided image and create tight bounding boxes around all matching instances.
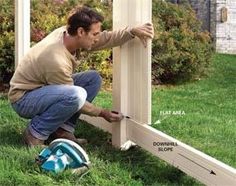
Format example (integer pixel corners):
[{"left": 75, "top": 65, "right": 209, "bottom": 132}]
[{"left": 127, "top": 119, "right": 236, "bottom": 185}]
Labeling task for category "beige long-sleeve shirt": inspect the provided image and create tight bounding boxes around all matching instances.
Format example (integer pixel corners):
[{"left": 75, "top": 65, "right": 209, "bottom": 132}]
[{"left": 8, "top": 26, "right": 134, "bottom": 116}]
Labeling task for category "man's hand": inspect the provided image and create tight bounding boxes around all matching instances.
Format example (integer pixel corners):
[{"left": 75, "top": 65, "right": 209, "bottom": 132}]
[
  {"left": 99, "top": 109, "right": 124, "bottom": 122},
  {"left": 131, "top": 23, "right": 154, "bottom": 47}
]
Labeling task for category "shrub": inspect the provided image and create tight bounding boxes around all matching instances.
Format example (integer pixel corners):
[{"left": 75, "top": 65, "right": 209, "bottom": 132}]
[
  {"left": 152, "top": 1, "right": 213, "bottom": 84},
  {"left": 0, "top": 0, "right": 213, "bottom": 87},
  {"left": 0, "top": 0, "right": 14, "bottom": 85},
  {"left": 76, "top": 50, "right": 112, "bottom": 89},
  {"left": 30, "top": 0, "right": 74, "bottom": 43}
]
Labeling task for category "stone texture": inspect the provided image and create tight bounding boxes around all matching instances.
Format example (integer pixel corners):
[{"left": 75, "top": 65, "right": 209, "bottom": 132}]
[
  {"left": 167, "top": 0, "right": 236, "bottom": 54},
  {"left": 189, "top": 0, "right": 236, "bottom": 54}
]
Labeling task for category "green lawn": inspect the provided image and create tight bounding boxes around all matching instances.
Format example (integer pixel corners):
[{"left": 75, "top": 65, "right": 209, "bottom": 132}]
[
  {"left": 0, "top": 53, "right": 235, "bottom": 185},
  {"left": 151, "top": 54, "right": 236, "bottom": 168}
]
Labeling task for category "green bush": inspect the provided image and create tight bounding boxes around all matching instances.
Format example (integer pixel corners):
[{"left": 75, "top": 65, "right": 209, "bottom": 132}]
[
  {"left": 0, "top": 0, "right": 213, "bottom": 87},
  {"left": 77, "top": 50, "right": 112, "bottom": 89},
  {"left": 0, "top": 0, "right": 14, "bottom": 85},
  {"left": 30, "top": 0, "right": 112, "bottom": 46},
  {"left": 152, "top": 1, "right": 213, "bottom": 84}
]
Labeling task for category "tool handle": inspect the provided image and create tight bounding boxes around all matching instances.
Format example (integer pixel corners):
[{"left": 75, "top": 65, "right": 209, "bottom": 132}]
[{"left": 112, "top": 111, "right": 130, "bottom": 119}]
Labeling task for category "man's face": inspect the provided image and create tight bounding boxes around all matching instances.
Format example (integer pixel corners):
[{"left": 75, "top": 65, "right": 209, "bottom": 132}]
[{"left": 79, "top": 22, "right": 101, "bottom": 50}]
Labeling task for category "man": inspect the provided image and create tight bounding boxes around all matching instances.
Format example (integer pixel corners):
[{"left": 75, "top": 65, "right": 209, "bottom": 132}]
[{"left": 8, "top": 6, "right": 154, "bottom": 147}]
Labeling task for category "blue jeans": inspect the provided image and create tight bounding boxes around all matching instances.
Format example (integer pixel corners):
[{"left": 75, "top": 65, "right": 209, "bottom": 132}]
[{"left": 11, "top": 70, "right": 102, "bottom": 140}]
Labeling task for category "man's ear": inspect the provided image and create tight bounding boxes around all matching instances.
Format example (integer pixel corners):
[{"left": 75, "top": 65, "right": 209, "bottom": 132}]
[{"left": 77, "top": 27, "right": 84, "bottom": 37}]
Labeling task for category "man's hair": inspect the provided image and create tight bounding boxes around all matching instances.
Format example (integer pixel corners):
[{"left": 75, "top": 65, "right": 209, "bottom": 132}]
[{"left": 67, "top": 5, "right": 104, "bottom": 36}]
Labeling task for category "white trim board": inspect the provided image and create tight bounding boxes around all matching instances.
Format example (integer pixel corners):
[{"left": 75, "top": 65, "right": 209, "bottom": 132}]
[
  {"left": 80, "top": 115, "right": 236, "bottom": 185},
  {"left": 127, "top": 119, "right": 236, "bottom": 185},
  {"left": 15, "top": 0, "right": 30, "bottom": 67},
  {"left": 80, "top": 114, "right": 112, "bottom": 133}
]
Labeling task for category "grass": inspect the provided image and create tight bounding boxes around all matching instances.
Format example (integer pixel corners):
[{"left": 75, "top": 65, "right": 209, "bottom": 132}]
[
  {"left": 0, "top": 53, "right": 235, "bottom": 185},
  {"left": 151, "top": 54, "right": 236, "bottom": 168}
]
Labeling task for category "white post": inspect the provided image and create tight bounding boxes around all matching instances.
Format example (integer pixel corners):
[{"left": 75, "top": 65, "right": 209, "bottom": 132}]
[
  {"left": 112, "top": 0, "right": 152, "bottom": 147},
  {"left": 15, "top": 0, "right": 30, "bottom": 67}
]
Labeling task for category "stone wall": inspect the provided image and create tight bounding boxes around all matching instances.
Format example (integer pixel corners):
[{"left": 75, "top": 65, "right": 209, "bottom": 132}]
[
  {"left": 188, "top": 0, "right": 211, "bottom": 31},
  {"left": 215, "top": 0, "right": 236, "bottom": 54},
  {"left": 168, "top": 0, "right": 236, "bottom": 54},
  {"left": 167, "top": 0, "right": 211, "bottom": 31},
  {"left": 189, "top": 0, "right": 236, "bottom": 54}
]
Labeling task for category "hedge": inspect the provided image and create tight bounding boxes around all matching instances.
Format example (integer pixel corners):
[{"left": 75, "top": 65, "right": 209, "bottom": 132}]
[{"left": 0, "top": 0, "right": 213, "bottom": 88}]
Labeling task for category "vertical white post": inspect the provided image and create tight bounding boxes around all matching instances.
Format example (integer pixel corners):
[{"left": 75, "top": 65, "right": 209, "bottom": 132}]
[
  {"left": 15, "top": 0, "right": 30, "bottom": 67},
  {"left": 112, "top": 0, "right": 152, "bottom": 147}
]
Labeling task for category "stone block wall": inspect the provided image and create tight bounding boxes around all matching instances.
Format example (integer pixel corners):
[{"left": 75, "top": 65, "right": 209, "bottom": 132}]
[
  {"left": 189, "top": 0, "right": 236, "bottom": 54},
  {"left": 170, "top": 0, "right": 236, "bottom": 54},
  {"left": 188, "top": 0, "right": 211, "bottom": 31},
  {"left": 215, "top": 0, "right": 236, "bottom": 54}
]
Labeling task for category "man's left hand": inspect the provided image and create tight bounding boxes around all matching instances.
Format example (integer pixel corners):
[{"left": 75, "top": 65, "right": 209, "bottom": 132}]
[{"left": 131, "top": 23, "right": 154, "bottom": 47}]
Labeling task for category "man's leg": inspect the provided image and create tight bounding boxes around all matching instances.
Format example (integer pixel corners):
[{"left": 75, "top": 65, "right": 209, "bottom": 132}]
[
  {"left": 11, "top": 85, "right": 87, "bottom": 145},
  {"left": 60, "top": 70, "right": 102, "bottom": 133}
]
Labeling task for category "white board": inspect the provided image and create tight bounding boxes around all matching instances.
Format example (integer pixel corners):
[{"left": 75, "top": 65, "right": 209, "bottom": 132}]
[{"left": 112, "top": 0, "right": 152, "bottom": 147}]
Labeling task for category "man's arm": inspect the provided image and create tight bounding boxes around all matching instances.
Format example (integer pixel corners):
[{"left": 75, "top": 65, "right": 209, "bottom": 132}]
[
  {"left": 91, "top": 27, "right": 134, "bottom": 51},
  {"left": 91, "top": 23, "right": 154, "bottom": 51}
]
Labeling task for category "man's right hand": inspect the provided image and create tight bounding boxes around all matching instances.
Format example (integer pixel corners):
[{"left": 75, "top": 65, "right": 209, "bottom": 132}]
[{"left": 99, "top": 109, "right": 124, "bottom": 122}]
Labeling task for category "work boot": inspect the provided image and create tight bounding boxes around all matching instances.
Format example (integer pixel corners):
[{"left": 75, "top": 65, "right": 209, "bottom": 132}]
[
  {"left": 23, "top": 128, "right": 45, "bottom": 148},
  {"left": 50, "top": 127, "right": 88, "bottom": 145}
]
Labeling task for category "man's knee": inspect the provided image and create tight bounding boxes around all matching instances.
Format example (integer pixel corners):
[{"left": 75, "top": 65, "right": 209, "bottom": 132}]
[
  {"left": 89, "top": 70, "right": 102, "bottom": 87},
  {"left": 67, "top": 86, "right": 87, "bottom": 110},
  {"left": 87, "top": 70, "right": 102, "bottom": 86}
]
